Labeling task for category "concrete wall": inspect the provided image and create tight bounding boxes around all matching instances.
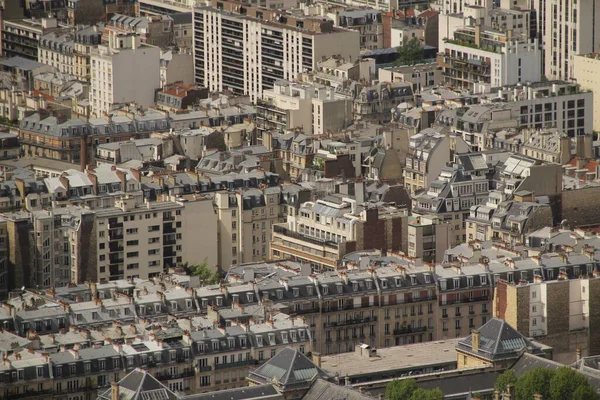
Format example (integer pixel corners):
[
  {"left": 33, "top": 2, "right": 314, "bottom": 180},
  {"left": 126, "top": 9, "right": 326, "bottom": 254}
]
[
  {"left": 573, "top": 54, "right": 600, "bottom": 132},
  {"left": 108, "top": 46, "right": 160, "bottom": 110},
  {"left": 180, "top": 197, "right": 218, "bottom": 270},
  {"left": 560, "top": 187, "right": 600, "bottom": 228}
]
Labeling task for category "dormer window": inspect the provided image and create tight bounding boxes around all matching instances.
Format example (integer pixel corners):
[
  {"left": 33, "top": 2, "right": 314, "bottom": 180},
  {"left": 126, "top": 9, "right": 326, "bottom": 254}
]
[
  {"left": 268, "top": 333, "right": 276, "bottom": 345},
  {"left": 322, "top": 285, "right": 329, "bottom": 295},
  {"left": 228, "top": 338, "right": 235, "bottom": 349},
  {"left": 216, "top": 297, "right": 223, "bottom": 306},
  {"left": 281, "top": 332, "right": 288, "bottom": 343},
  {"left": 277, "top": 289, "right": 283, "bottom": 299},
  {"left": 293, "top": 287, "right": 299, "bottom": 297},
  {"left": 247, "top": 292, "right": 254, "bottom": 302},
  {"left": 480, "top": 275, "right": 487, "bottom": 285},
  {"left": 212, "top": 341, "right": 219, "bottom": 351},
  {"left": 366, "top": 280, "right": 372, "bottom": 290},
  {"left": 410, "top": 276, "right": 417, "bottom": 285},
  {"left": 381, "top": 279, "right": 388, "bottom": 288},
  {"left": 352, "top": 282, "right": 358, "bottom": 291},
  {"left": 453, "top": 278, "right": 460, "bottom": 288},
  {"left": 424, "top": 274, "right": 431, "bottom": 283},
  {"left": 307, "top": 286, "right": 313, "bottom": 295},
  {"left": 201, "top": 298, "right": 208, "bottom": 308},
  {"left": 395, "top": 278, "right": 402, "bottom": 287}
]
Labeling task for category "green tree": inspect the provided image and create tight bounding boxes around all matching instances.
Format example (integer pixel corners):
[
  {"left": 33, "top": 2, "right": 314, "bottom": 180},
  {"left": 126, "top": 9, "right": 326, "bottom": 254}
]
[
  {"left": 494, "top": 369, "right": 517, "bottom": 394},
  {"left": 385, "top": 379, "right": 418, "bottom": 400},
  {"left": 550, "top": 367, "right": 597, "bottom": 400},
  {"left": 179, "top": 259, "right": 222, "bottom": 284},
  {"left": 395, "top": 38, "right": 424, "bottom": 66},
  {"left": 385, "top": 380, "right": 443, "bottom": 400},
  {"left": 409, "top": 388, "right": 443, "bottom": 400},
  {"left": 515, "top": 368, "right": 554, "bottom": 400},
  {"left": 573, "top": 383, "right": 599, "bottom": 400}
]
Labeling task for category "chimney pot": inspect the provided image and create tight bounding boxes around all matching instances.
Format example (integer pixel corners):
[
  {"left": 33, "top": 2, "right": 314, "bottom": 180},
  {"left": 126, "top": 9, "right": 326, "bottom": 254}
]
[{"left": 111, "top": 381, "right": 120, "bottom": 400}]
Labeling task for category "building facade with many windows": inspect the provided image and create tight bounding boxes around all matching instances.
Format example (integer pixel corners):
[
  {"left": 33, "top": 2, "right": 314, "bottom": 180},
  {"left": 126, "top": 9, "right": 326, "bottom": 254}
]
[{"left": 193, "top": 0, "right": 360, "bottom": 102}]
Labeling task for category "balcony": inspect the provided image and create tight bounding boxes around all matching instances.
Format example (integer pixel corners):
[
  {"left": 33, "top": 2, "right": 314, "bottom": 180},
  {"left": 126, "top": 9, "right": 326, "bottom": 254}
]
[
  {"left": 198, "top": 365, "right": 212, "bottom": 372},
  {"left": 393, "top": 326, "right": 427, "bottom": 335},
  {"left": 215, "top": 360, "right": 251, "bottom": 370},
  {"left": 273, "top": 225, "right": 339, "bottom": 250},
  {"left": 5, "top": 389, "right": 54, "bottom": 400},
  {"left": 467, "top": 296, "right": 489, "bottom": 303},
  {"left": 155, "top": 369, "right": 195, "bottom": 381},
  {"left": 323, "top": 316, "right": 377, "bottom": 328}
]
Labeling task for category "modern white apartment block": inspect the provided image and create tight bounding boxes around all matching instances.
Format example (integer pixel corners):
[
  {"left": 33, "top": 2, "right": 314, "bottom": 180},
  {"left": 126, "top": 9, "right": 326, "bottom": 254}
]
[
  {"left": 573, "top": 53, "right": 600, "bottom": 132},
  {"left": 90, "top": 33, "right": 160, "bottom": 117},
  {"left": 535, "top": 0, "right": 600, "bottom": 80},
  {"left": 95, "top": 196, "right": 191, "bottom": 282},
  {"left": 439, "top": 25, "right": 541, "bottom": 91},
  {"left": 257, "top": 80, "right": 351, "bottom": 137},
  {"left": 193, "top": 0, "right": 360, "bottom": 102}
]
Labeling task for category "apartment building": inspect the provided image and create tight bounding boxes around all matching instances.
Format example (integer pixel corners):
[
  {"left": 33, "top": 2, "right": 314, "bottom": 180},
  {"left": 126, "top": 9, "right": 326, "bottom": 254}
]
[
  {"left": 436, "top": 81, "right": 594, "bottom": 151},
  {"left": 435, "top": 263, "right": 492, "bottom": 340},
  {"left": 403, "top": 127, "right": 470, "bottom": 194},
  {"left": 439, "top": 25, "right": 541, "bottom": 91},
  {"left": 407, "top": 215, "right": 451, "bottom": 263},
  {"left": 467, "top": 190, "right": 553, "bottom": 245},
  {"left": 493, "top": 243, "right": 600, "bottom": 362},
  {"left": 193, "top": 0, "right": 360, "bottom": 102},
  {"left": 573, "top": 53, "right": 600, "bottom": 132},
  {"left": 536, "top": 0, "right": 600, "bottom": 80},
  {"left": 18, "top": 108, "right": 169, "bottom": 163},
  {"left": 509, "top": 127, "right": 570, "bottom": 165},
  {"left": 38, "top": 32, "right": 76, "bottom": 75},
  {"left": 94, "top": 196, "right": 186, "bottom": 282},
  {"left": 3, "top": 206, "right": 96, "bottom": 291},
  {"left": 69, "top": 25, "right": 103, "bottom": 81},
  {"left": 334, "top": 9, "right": 384, "bottom": 50},
  {"left": 90, "top": 33, "right": 160, "bottom": 117},
  {"left": 378, "top": 63, "right": 443, "bottom": 93},
  {"left": 411, "top": 151, "right": 510, "bottom": 248},
  {"left": 270, "top": 194, "right": 408, "bottom": 271},
  {"left": 104, "top": 14, "right": 174, "bottom": 47},
  {"left": 257, "top": 80, "right": 351, "bottom": 138},
  {"left": 353, "top": 82, "right": 414, "bottom": 124},
  {"left": 213, "top": 185, "right": 311, "bottom": 269},
  {"left": 138, "top": 0, "right": 195, "bottom": 16},
  {"left": 1, "top": 17, "right": 66, "bottom": 60}
]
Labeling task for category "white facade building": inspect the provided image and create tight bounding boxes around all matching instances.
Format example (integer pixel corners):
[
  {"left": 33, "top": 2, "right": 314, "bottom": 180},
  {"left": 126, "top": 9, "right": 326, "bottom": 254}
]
[
  {"left": 536, "top": 0, "right": 600, "bottom": 80},
  {"left": 90, "top": 33, "right": 160, "bottom": 117},
  {"left": 193, "top": 0, "right": 359, "bottom": 102}
]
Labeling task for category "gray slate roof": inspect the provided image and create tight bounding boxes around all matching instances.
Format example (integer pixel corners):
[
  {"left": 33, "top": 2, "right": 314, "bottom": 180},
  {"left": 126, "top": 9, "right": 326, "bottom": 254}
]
[
  {"left": 249, "top": 347, "right": 327, "bottom": 388},
  {"left": 185, "top": 385, "right": 281, "bottom": 400},
  {"left": 457, "top": 318, "right": 542, "bottom": 361}
]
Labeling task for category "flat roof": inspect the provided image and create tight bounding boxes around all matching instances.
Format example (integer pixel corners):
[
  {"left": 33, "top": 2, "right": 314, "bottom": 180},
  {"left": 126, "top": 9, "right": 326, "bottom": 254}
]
[
  {"left": 320, "top": 338, "right": 460, "bottom": 378},
  {"left": 0, "top": 156, "right": 77, "bottom": 172}
]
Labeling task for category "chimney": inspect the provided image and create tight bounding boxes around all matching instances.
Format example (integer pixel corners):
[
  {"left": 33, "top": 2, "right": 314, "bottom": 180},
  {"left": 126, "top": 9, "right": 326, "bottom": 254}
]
[
  {"left": 111, "top": 381, "right": 120, "bottom": 400},
  {"left": 471, "top": 329, "right": 480, "bottom": 353},
  {"left": 116, "top": 170, "right": 127, "bottom": 191},
  {"left": 80, "top": 135, "right": 88, "bottom": 172},
  {"left": 312, "top": 352, "right": 321, "bottom": 367},
  {"left": 506, "top": 384, "right": 515, "bottom": 399}
]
